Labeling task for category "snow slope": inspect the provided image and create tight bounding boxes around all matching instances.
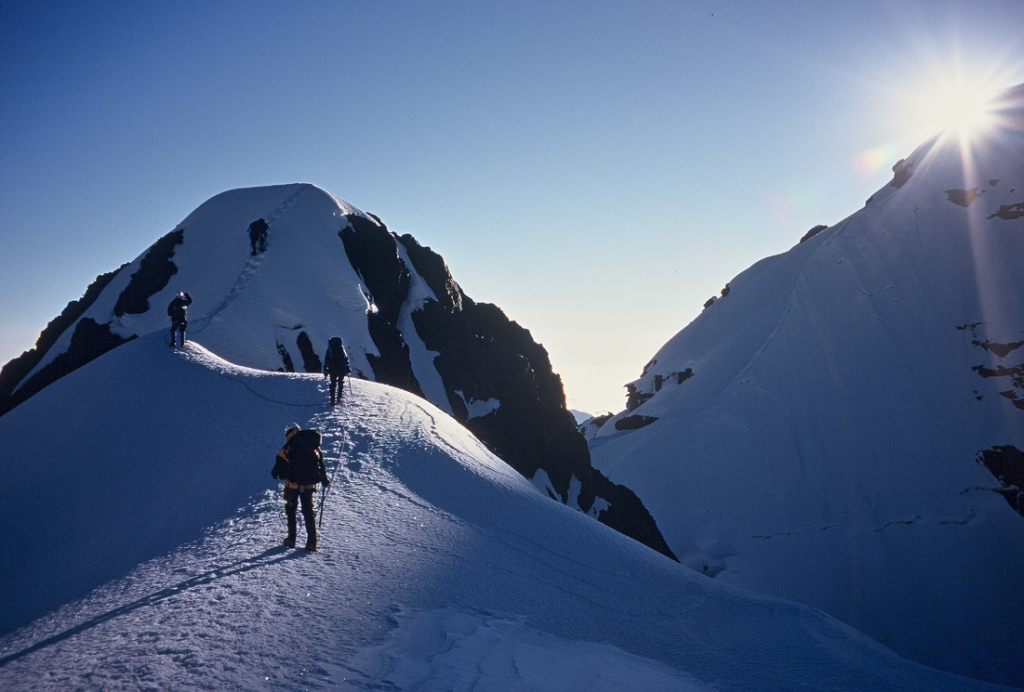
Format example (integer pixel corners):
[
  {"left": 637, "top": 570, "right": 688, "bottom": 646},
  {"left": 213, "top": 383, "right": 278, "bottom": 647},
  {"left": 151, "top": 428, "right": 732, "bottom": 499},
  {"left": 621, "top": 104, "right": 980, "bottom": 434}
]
[
  {"left": 587, "top": 86, "right": 1024, "bottom": 685},
  {"left": 0, "top": 335, "right": 1006, "bottom": 691}
]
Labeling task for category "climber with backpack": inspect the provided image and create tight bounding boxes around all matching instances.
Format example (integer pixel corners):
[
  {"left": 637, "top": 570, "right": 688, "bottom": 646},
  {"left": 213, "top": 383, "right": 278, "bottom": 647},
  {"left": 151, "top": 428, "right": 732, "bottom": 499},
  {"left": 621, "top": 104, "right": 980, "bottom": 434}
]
[
  {"left": 248, "top": 218, "right": 269, "bottom": 255},
  {"left": 167, "top": 291, "right": 193, "bottom": 348},
  {"left": 323, "top": 336, "right": 351, "bottom": 406},
  {"left": 271, "top": 423, "right": 330, "bottom": 551}
]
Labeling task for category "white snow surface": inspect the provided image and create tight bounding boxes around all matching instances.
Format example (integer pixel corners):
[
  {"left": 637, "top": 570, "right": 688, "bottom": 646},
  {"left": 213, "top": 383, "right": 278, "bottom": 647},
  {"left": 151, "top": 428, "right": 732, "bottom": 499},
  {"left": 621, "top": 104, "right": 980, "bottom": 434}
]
[
  {"left": 589, "top": 86, "right": 1024, "bottom": 685},
  {"left": 0, "top": 335, "right": 1005, "bottom": 691}
]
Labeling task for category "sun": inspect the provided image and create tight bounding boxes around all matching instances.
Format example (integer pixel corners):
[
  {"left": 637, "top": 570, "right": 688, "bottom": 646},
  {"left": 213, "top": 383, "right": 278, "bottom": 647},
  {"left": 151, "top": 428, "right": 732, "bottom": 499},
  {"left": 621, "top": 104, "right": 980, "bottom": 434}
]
[
  {"left": 930, "top": 82, "right": 996, "bottom": 137},
  {"left": 910, "top": 76, "right": 998, "bottom": 142}
]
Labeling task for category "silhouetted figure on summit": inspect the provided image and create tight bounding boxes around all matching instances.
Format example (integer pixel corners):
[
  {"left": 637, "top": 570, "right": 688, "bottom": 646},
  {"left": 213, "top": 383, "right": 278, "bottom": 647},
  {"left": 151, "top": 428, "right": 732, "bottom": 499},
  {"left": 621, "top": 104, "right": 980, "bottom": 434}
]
[
  {"left": 248, "top": 218, "right": 269, "bottom": 255},
  {"left": 167, "top": 291, "right": 193, "bottom": 348}
]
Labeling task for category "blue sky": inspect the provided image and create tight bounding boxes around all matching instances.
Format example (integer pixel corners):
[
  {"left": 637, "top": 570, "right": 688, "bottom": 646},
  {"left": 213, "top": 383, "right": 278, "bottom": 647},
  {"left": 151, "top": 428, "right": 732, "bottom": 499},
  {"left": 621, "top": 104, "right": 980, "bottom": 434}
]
[{"left": 2, "top": 0, "right": 1023, "bottom": 413}]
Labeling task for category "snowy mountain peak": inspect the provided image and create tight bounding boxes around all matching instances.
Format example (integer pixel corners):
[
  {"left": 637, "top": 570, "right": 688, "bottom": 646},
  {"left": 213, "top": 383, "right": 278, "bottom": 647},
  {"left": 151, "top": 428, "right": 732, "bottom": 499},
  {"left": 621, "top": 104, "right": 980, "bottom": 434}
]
[
  {"left": 0, "top": 183, "right": 675, "bottom": 560},
  {"left": 587, "top": 83, "right": 1024, "bottom": 686}
]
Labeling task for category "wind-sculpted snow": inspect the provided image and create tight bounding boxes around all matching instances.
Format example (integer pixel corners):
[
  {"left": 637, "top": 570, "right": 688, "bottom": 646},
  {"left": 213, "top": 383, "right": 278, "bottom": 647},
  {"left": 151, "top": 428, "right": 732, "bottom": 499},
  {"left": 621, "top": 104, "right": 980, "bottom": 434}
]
[
  {"left": 0, "top": 337, "right": 1005, "bottom": 691},
  {"left": 588, "top": 85, "right": 1024, "bottom": 686}
]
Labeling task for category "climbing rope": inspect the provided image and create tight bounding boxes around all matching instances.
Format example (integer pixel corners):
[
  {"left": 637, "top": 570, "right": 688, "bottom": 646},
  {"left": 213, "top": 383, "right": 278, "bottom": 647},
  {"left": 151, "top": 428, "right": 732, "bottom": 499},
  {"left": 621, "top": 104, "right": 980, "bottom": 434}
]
[
  {"left": 212, "top": 369, "right": 326, "bottom": 407},
  {"left": 188, "top": 255, "right": 260, "bottom": 335}
]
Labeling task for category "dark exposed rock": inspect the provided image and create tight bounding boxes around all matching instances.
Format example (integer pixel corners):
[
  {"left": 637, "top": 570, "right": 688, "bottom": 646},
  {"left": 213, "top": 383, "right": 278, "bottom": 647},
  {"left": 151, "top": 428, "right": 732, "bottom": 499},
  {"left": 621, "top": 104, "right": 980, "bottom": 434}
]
[
  {"left": 655, "top": 369, "right": 694, "bottom": 390},
  {"left": 625, "top": 382, "right": 655, "bottom": 412},
  {"left": 703, "top": 296, "right": 716, "bottom": 309},
  {"left": 399, "top": 234, "right": 677, "bottom": 561},
  {"left": 1, "top": 319, "right": 136, "bottom": 417},
  {"left": 0, "top": 267, "right": 125, "bottom": 418},
  {"left": 965, "top": 325, "right": 1024, "bottom": 411},
  {"left": 800, "top": 224, "right": 829, "bottom": 243},
  {"left": 615, "top": 414, "right": 658, "bottom": 431},
  {"left": 891, "top": 158, "right": 913, "bottom": 188},
  {"left": 575, "top": 467, "right": 677, "bottom": 560},
  {"left": 339, "top": 216, "right": 409, "bottom": 324},
  {"left": 988, "top": 201, "right": 1024, "bottom": 220},
  {"left": 972, "top": 339, "right": 1024, "bottom": 358},
  {"left": 412, "top": 297, "right": 569, "bottom": 478},
  {"left": 296, "top": 331, "right": 322, "bottom": 374},
  {"left": 972, "top": 363, "right": 1024, "bottom": 390},
  {"left": 944, "top": 188, "right": 984, "bottom": 208},
  {"left": 339, "top": 215, "right": 422, "bottom": 394},
  {"left": 997, "top": 390, "right": 1024, "bottom": 410},
  {"left": 113, "top": 228, "right": 185, "bottom": 317},
  {"left": 397, "top": 234, "right": 462, "bottom": 311},
  {"left": 366, "top": 311, "right": 424, "bottom": 395},
  {"left": 976, "top": 445, "right": 1024, "bottom": 517}
]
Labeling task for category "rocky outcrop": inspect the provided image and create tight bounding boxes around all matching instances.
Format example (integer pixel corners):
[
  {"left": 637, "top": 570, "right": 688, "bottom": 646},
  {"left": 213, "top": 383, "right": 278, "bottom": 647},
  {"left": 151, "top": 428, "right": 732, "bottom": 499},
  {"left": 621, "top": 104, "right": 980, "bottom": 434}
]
[
  {"left": 0, "top": 266, "right": 125, "bottom": 417},
  {"left": 113, "top": 228, "right": 184, "bottom": 317},
  {"left": 339, "top": 216, "right": 423, "bottom": 396},
  {"left": 396, "top": 233, "right": 677, "bottom": 560},
  {"left": 976, "top": 445, "right": 1024, "bottom": 516}
]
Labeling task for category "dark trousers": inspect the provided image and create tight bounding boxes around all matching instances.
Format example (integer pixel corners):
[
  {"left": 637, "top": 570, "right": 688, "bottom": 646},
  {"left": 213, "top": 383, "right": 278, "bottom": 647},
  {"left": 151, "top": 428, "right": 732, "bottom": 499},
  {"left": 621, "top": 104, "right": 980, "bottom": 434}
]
[
  {"left": 283, "top": 485, "right": 317, "bottom": 544},
  {"left": 170, "top": 319, "right": 187, "bottom": 346},
  {"left": 328, "top": 374, "right": 344, "bottom": 405}
]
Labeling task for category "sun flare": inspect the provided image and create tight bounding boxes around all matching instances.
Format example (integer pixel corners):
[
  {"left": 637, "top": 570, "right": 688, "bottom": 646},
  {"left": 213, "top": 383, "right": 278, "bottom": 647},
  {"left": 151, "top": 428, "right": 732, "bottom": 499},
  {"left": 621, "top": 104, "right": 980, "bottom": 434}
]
[{"left": 908, "top": 74, "right": 1000, "bottom": 143}]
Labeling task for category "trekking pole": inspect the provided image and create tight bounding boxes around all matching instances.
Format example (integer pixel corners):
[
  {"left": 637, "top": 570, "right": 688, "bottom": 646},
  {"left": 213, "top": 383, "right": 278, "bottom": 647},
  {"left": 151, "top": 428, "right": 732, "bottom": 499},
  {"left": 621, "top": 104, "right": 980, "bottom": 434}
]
[{"left": 318, "top": 432, "right": 345, "bottom": 532}]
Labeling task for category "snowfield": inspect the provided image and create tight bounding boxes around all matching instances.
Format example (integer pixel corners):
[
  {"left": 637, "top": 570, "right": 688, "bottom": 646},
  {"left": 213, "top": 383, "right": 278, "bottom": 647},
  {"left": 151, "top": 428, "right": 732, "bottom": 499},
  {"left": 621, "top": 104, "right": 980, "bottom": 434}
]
[{"left": 0, "top": 335, "right": 1007, "bottom": 691}]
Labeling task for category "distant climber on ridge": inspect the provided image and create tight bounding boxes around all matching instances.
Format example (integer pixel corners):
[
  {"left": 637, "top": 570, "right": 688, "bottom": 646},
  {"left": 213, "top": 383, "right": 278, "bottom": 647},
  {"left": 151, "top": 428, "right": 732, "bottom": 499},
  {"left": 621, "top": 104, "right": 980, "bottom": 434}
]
[
  {"left": 166, "top": 291, "right": 193, "bottom": 348},
  {"left": 323, "top": 336, "right": 351, "bottom": 406},
  {"left": 247, "top": 218, "right": 269, "bottom": 255},
  {"left": 271, "top": 424, "right": 329, "bottom": 551}
]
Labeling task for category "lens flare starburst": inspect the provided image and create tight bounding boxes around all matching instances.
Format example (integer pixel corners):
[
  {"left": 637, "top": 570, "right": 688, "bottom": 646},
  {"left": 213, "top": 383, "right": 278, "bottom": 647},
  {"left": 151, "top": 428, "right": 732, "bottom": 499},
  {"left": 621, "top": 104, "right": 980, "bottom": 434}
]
[{"left": 911, "top": 77, "right": 998, "bottom": 142}]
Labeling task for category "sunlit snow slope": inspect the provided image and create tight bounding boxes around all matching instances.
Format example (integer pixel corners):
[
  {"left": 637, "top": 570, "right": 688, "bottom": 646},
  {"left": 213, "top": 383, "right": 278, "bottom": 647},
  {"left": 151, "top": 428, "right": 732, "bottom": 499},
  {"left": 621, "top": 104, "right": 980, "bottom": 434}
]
[
  {"left": 588, "top": 85, "right": 1024, "bottom": 686},
  {"left": 0, "top": 336, "right": 1008, "bottom": 691}
]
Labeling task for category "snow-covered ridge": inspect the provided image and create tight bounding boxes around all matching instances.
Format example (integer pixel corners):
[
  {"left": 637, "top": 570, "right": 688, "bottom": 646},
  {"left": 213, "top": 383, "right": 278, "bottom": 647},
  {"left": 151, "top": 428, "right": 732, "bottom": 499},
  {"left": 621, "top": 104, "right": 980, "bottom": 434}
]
[{"left": 0, "top": 334, "right": 1006, "bottom": 691}]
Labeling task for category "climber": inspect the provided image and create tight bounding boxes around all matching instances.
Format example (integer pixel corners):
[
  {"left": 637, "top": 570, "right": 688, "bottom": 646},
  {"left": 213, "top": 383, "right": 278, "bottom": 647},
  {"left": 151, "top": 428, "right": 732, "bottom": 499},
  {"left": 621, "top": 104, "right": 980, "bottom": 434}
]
[
  {"left": 167, "top": 291, "right": 193, "bottom": 348},
  {"left": 271, "top": 424, "right": 329, "bottom": 551},
  {"left": 248, "top": 218, "right": 269, "bottom": 255},
  {"left": 323, "top": 336, "right": 352, "bottom": 406}
]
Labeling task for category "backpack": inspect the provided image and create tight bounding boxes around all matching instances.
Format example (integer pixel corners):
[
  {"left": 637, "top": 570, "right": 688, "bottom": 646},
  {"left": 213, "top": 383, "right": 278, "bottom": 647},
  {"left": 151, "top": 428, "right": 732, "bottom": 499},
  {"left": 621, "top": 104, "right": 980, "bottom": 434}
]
[
  {"left": 325, "top": 337, "right": 351, "bottom": 376},
  {"left": 167, "top": 296, "right": 188, "bottom": 320},
  {"left": 285, "top": 429, "right": 323, "bottom": 485}
]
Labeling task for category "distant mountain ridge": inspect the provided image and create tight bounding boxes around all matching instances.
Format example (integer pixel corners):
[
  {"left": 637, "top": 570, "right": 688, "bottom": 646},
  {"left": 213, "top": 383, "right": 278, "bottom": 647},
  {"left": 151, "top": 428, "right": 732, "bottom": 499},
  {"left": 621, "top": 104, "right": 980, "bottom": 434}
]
[
  {"left": 585, "top": 84, "right": 1024, "bottom": 686},
  {"left": 0, "top": 184, "right": 673, "bottom": 560}
]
